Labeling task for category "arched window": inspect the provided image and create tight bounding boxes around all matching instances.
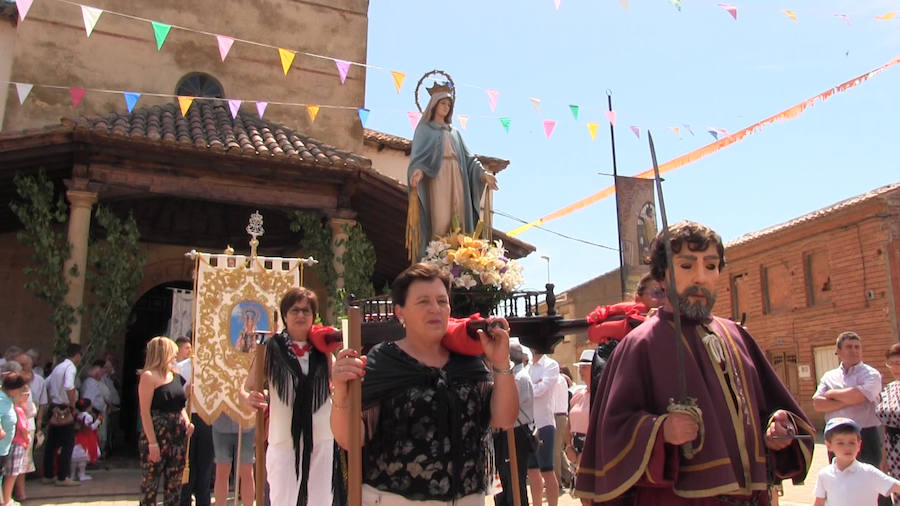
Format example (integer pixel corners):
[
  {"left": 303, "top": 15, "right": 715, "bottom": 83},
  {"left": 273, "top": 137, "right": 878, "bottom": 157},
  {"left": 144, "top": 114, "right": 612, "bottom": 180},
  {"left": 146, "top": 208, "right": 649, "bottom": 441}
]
[{"left": 174, "top": 73, "right": 224, "bottom": 98}]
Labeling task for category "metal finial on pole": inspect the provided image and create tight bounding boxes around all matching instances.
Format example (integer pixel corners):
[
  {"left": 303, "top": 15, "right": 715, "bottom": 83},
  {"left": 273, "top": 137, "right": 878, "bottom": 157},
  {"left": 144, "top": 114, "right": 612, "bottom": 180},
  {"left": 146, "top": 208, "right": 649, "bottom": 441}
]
[{"left": 247, "top": 210, "right": 265, "bottom": 258}]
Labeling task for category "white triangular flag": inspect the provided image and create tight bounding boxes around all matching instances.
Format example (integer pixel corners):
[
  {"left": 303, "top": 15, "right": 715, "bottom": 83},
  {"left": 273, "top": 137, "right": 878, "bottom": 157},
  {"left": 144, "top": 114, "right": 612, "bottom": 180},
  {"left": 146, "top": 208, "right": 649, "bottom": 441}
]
[
  {"left": 81, "top": 6, "right": 103, "bottom": 37},
  {"left": 15, "top": 83, "right": 33, "bottom": 104}
]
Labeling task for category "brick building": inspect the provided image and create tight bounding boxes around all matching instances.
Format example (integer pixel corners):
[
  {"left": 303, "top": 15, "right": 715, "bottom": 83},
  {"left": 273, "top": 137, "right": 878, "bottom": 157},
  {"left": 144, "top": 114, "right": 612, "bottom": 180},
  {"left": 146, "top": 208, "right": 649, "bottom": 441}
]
[{"left": 715, "top": 182, "right": 900, "bottom": 428}]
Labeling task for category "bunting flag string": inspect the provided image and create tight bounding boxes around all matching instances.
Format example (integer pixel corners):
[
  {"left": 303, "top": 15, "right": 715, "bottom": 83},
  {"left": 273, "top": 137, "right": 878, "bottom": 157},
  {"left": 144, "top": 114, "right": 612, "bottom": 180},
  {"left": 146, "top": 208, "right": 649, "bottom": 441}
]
[
  {"left": 151, "top": 21, "right": 171, "bottom": 51},
  {"left": 15, "top": 0, "right": 32, "bottom": 21},
  {"left": 357, "top": 108, "right": 370, "bottom": 127},
  {"left": 19, "top": 0, "right": 900, "bottom": 134},
  {"left": 505, "top": 53, "right": 900, "bottom": 237},
  {"left": 216, "top": 35, "right": 234, "bottom": 62},
  {"left": 123, "top": 92, "right": 140, "bottom": 112},
  {"left": 80, "top": 5, "right": 102, "bottom": 36}
]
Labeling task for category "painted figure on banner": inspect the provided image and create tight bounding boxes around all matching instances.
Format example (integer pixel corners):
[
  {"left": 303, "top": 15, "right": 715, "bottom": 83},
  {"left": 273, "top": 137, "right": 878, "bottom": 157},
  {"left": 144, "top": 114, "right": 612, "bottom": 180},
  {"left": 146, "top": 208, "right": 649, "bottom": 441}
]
[
  {"left": 407, "top": 78, "right": 498, "bottom": 261},
  {"left": 230, "top": 302, "right": 267, "bottom": 353}
]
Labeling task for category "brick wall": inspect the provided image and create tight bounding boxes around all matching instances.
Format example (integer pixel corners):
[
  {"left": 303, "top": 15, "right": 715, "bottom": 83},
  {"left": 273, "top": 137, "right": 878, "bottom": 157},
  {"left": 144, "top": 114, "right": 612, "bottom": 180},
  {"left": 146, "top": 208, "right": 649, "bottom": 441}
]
[{"left": 716, "top": 192, "right": 900, "bottom": 429}]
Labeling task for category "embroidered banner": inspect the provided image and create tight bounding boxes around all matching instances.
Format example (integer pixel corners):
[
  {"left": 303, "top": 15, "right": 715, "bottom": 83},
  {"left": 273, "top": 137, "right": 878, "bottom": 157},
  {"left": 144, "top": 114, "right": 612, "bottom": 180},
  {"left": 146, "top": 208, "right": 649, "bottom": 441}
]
[
  {"left": 615, "top": 176, "right": 656, "bottom": 298},
  {"left": 191, "top": 253, "right": 302, "bottom": 426}
]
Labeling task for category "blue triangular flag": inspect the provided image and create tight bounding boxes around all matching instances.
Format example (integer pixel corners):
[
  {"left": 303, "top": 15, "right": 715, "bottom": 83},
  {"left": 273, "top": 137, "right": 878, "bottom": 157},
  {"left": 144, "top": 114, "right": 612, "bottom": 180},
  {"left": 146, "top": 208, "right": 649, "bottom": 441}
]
[
  {"left": 124, "top": 92, "right": 141, "bottom": 113},
  {"left": 358, "top": 108, "right": 370, "bottom": 127}
]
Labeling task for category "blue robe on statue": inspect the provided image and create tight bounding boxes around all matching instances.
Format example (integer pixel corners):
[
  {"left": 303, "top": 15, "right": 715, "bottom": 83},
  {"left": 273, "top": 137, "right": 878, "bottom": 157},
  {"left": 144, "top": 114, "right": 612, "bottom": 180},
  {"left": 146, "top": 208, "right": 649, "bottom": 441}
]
[{"left": 407, "top": 119, "right": 486, "bottom": 258}]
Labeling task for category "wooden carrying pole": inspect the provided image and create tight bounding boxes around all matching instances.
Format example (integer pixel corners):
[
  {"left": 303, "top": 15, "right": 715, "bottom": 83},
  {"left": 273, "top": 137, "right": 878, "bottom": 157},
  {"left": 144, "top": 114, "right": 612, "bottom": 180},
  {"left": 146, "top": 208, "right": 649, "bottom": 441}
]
[
  {"left": 347, "top": 306, "right": 363, "bottom": 506},
  {"left": 506, "top": 429, "right": 522, "bottom": 506},
  {"left": 254, "top": 339, "right": 267, "bottom": 506}
]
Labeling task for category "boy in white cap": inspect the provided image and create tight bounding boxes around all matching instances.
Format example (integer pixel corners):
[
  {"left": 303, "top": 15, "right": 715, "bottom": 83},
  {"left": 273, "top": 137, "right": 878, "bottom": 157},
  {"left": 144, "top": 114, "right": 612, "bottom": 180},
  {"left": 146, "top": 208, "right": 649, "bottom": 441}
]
[{"left": 814, "top": 417, "right": 900, "bottom": 505}]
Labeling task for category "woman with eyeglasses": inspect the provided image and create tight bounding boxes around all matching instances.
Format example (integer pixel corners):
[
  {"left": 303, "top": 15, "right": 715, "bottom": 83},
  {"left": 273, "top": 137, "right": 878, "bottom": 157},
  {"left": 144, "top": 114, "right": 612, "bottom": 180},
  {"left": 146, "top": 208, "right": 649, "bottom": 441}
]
[
  {"left": 331, "top": 262, "right": 518, "bottom": 506},
  {"left": 241, "top": 287, "right": 339, "bottom": 505},
  {"left": 876, "top": 343, "right": 900, "bottom": 484}
]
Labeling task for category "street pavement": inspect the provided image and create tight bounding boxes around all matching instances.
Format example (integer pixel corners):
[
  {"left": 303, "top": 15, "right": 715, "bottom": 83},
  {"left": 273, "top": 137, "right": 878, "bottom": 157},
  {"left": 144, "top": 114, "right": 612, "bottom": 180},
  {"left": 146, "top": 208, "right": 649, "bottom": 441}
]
[{"left": 21, "top": 443, "right": 829, "bottom": 505}]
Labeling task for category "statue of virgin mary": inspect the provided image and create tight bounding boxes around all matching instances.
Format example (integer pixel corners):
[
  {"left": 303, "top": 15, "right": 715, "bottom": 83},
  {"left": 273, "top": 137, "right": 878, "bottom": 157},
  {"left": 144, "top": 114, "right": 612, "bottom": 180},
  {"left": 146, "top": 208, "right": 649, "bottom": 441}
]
[{"left": 405, "top": 83, "right": 498, "bottom": 262}]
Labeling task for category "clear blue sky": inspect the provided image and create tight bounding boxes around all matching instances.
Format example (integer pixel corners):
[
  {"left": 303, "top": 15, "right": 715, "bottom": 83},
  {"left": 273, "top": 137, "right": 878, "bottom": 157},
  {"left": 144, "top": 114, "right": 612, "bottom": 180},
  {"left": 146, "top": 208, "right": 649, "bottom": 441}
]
[{"left": 364, "top": 0, "right": 899, "bottom": 294}]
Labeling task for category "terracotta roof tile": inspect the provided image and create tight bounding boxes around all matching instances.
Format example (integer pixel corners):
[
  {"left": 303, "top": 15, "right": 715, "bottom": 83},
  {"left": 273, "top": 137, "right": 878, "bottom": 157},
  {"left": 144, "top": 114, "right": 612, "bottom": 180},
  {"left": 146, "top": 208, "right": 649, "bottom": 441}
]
[
  {"left": 74, "top": 101, "right": 371, "bottom": 169},
  {"left": 362, "top": 128, "right": 510, "bottom": 173},
  {"left": 728, "top": 182, "right": 900, "bottom": 247}
]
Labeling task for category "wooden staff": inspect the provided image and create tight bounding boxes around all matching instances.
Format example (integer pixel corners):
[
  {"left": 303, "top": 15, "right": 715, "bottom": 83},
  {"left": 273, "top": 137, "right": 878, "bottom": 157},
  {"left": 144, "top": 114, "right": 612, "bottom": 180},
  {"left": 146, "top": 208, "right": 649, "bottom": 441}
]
[
  {"left": 483, "top": 175, "right": 494, "bottom": 241},
  {"left": 505, "top": 428, "right": 522, "bottom": 506},
  {"left": 254, "top": 323, "right": 269, "bottom": 506},
  {"left": 347, "top": 306, "right": 363, "bottom": 506}
]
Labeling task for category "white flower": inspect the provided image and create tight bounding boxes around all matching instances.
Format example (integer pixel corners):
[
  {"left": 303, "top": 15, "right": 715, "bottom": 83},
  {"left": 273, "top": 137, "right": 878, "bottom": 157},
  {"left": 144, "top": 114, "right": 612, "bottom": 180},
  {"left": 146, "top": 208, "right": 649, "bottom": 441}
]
[{"left": 458, "top": 273, "right": 478, "bottom": 289}]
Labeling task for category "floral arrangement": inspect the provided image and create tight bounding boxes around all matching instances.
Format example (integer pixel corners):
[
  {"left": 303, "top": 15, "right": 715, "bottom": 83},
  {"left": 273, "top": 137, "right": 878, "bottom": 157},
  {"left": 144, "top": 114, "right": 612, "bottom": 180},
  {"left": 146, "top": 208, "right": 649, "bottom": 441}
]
[{"left": 421, "top": 227, "right": 525, "bottom": 293}]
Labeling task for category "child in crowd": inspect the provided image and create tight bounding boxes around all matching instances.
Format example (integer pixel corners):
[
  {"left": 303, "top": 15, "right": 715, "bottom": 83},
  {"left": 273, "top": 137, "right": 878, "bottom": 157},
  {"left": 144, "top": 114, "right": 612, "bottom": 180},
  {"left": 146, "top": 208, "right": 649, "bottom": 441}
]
[
  {"left": 71, "top": 399, "right": 101, "bottom": 482},
  {"left": 3, "top": 385, "right": 30, "bottom": 506},
  {"left": 0, "top": 372, "right": 27, "bottom": 506},
  {"left": 814, "top": 417, "right": 900, "bottom": 505}
]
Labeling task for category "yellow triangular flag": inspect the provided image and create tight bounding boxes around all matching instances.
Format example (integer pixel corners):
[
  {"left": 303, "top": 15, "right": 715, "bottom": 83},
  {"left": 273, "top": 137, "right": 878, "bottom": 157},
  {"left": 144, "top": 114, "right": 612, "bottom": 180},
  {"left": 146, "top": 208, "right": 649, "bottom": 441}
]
[
  {"left": 178, "top": 96, "right": 194, "bottom": 116},
  {"left": 391, "top": 71, "right": 405, "bottom": 93},
  {"left": 876, "top": 12, "right": 896, "bottom": 20},
  {"left": 278, "top": 48, "right": 296, "bottom": 76},
  {"left": 586, "top": 122, "right": 599, "bottom": 140},
  {"left": 307, "top": 105, "right": 320, "bottom": 123}
]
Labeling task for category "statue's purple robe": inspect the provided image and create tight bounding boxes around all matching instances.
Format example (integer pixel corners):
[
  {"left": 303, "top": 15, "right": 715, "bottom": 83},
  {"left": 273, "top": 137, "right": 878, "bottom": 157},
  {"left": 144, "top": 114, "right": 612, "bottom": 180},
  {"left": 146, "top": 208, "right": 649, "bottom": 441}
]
[{"left": 574, "top": 309, "right": 814, "bottom": 505}]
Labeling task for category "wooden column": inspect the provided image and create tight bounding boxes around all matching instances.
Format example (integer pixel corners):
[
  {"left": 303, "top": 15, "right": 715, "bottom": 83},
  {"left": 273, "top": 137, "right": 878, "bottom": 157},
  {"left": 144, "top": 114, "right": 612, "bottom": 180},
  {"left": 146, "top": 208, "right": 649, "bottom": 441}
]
[
  {"left": 328, "top": 215, "right": 356, "bottom": 323},
  {"left": 63, "top": 190, "right": 98, "bottom": 343}
]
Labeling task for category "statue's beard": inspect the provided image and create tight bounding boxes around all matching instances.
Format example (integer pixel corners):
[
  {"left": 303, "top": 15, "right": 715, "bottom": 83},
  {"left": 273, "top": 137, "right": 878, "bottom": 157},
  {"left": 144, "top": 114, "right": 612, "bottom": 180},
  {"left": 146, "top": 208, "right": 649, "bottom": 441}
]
[{"left": 675, "top": 286, "right": 717, "bottom": 321}]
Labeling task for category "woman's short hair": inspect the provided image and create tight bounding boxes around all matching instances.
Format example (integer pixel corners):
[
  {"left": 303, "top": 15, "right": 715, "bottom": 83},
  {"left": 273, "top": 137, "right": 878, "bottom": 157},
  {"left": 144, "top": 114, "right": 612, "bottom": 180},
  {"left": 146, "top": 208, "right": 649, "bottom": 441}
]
[
  {"left": 649, "top": 221, "right": 726, "bottom": 281},
  {"left": 140, "top": 336, "right": 177, "bottom": 375},
  {"left": 2, "top": 372, "right": 26, "bottom": 392},
  {"left": 391, "top": 263, "right": 451, "bottom": 307},
  {"left": 279, "top": 287, "right": 319, "bottom": 326},
  {"left": 885, "top": 343, "right": 900, "bottom": 360}
]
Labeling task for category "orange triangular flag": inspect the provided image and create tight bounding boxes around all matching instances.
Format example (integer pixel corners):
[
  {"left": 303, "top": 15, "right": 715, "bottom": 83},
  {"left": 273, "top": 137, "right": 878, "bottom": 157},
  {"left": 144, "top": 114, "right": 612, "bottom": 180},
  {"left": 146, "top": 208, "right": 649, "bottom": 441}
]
[
  {"left": 782, "top": 9, "right": 798, "bottom": 22},
  {"left": 876, "top": 12, "right": 896, "bottom": 20},
  {"left": 391, "top": 71, "right": 405, "bottom": 93},
  {"left": 178, "top": 96, "right": 194, "bottom": 116},
  {"left": 278, "top": 48, "right": 296, "bottom": 76},
  {"left": 307, "top": 105, "right": 320, "bottom": 123}
]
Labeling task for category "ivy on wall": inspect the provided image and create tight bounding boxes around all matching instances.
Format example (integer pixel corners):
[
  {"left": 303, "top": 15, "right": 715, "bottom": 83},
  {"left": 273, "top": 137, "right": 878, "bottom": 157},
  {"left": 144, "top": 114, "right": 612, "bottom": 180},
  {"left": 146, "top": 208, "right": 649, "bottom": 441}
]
[
  {"left": 82, "top": 207, "right": 145, "bottom": 367},
  {"left": 289, "top": 211, "right": 376, "bottom": 323},
  {"left": 9, "top": 170, "right": 76, "bottom": 358}
]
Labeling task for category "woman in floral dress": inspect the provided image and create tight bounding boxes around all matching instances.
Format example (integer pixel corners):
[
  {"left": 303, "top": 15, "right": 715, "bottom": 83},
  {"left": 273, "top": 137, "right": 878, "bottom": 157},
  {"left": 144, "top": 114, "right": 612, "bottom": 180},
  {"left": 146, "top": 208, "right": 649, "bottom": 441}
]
[
  {"left": 331, "top": 262, "right": 518, "bottom": 506},
  {"left": 876, "top": 343, "right": 900, "bottom": 481}
]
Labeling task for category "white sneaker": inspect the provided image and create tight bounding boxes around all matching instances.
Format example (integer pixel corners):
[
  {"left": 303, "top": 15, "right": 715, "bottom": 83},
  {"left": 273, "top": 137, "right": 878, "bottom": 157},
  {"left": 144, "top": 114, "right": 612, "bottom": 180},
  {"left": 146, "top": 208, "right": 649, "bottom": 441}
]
[{"left": 78, "top": 474, "right": 93, "bottom": 481}]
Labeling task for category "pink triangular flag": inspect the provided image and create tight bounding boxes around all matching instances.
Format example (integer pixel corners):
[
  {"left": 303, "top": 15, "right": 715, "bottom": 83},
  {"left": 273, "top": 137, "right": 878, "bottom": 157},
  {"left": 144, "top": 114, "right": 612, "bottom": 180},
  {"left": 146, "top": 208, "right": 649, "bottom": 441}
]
[
  {"left": 553, "top": 0, "right": 561, "bottom": 10},
  {"left": 407, "top": 111, "right": 422, "bottom": 130},
  {"left": 334, "top": 59, "right": 351, "bottom": 84},
  {"left": 618, "top": 0, "right": 628, "bottom": 10},
  {"left": 530, "top": 97, "right": 541, "bottom": 113},
  {"left": 542, "top": 120, "right": 557, "bottom": 140},
  {"left": 216, "top": 35, "right": 234, "bottom": 62},
  {"left": 256, "top": 101, "right": 268, "bottom": 118},
  {"left": 630, "top": 125, "right": 640, "bottom": 138},
  {"left": 15, "top": 83, "right": 33, "bottom": 104},
  {"left": 81, "top": 6, "right": 103, "bottom": 37},
  {"left": 457, "top": 114, "right": 469, "bottom": 130},
  {"left": 485, "top": 89, "right": 499, "bottom": 112},
  {"left": 834, "top": 14, "right": 850, "bottom": 25},
  {"left": 605, "top": 110, "right": 617, "bottom": 126},
  {"left": 70, "top": 88, "right": 86, "bottom": 108},
  {"left": 228, "top": 99, "right": 242, "bottom": 119},
  {"left": 717, "top": 4, "right": 737, "bottom": 20},
  {"left": 15, "top": 0, "right": 32, "bottom": 21}
]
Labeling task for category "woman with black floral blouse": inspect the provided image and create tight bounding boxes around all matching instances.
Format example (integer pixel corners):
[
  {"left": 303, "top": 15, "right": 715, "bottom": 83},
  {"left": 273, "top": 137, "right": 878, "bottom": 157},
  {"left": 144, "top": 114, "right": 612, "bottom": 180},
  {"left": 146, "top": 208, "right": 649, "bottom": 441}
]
[{"left": 331, "top": 262, "right": 518, "bottom": 505}]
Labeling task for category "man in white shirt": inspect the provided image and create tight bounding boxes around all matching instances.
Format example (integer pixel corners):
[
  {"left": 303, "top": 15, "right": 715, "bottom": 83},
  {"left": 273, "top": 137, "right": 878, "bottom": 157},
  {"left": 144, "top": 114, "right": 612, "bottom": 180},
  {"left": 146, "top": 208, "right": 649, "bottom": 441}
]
[
  {"left": 42, "top": 342, "right": 82, "bottom": 486},
  {"left": 494, "top": 340, "right": 535, "bottom": 506},
  {"left": 528, "top": 351, "right": 560, "bottom": 506},
  {"left": 813, "top": 332, "right": 884, "bottom": 467},
  {"left": 552, "top": 369, "right": 573, "bottom": 490}
]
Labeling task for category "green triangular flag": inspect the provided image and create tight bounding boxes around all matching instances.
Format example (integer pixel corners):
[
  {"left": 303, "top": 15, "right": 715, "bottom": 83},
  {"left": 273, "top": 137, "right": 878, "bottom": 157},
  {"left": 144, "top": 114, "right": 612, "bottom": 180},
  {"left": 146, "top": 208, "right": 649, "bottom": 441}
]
[
  {"left": 151, "top": 21, "right": 171, "bottom": 51},
  {"left": 499, "top": 117, "right": 511, "bottom": 134},
  {"left": 569, "top": 104, "right": 579, "bottom": 120}
]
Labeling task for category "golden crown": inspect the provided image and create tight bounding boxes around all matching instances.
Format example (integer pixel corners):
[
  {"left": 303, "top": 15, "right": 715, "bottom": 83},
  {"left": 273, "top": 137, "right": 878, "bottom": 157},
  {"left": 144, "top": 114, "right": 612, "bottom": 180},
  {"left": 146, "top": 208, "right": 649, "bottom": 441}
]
[{"left": 427, "top": 82, "right": 453, "bottom": 96}]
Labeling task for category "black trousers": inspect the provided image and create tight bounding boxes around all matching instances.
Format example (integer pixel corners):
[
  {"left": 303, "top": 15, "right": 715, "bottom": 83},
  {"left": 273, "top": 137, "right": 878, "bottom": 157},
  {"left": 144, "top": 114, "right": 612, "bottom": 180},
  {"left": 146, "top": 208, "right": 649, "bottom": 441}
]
[
  {"left": 43, "top": 416, "right": 75, "bottom": 481},
  {"left": 180, "top": 414, "right": 214, "bottom": 506},
  {"left": 493, "top": 425, "right": 532, "bottom": 506}
]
